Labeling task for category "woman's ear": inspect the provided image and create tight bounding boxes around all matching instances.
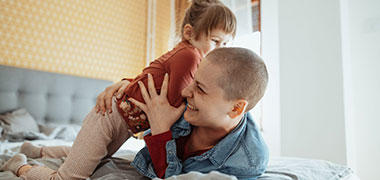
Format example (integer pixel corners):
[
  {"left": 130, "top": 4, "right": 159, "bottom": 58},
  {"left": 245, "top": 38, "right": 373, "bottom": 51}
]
[
  {"left": 228, "top": 100, "right": 248, "bottom": 119},
  {"left": 182, "top": 24, "right": 193, "bottom": 41}
]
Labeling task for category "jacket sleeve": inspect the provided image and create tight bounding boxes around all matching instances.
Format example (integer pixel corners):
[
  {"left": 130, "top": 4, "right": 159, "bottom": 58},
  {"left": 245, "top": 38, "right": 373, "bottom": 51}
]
[{"left": 131, "top": 134, "right": 184, "bottom": 179}]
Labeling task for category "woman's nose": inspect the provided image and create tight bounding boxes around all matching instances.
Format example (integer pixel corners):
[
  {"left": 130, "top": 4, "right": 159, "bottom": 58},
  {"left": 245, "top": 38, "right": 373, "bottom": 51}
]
[{"left": 181, "top": 83, "right": 193, "bottom": 98}]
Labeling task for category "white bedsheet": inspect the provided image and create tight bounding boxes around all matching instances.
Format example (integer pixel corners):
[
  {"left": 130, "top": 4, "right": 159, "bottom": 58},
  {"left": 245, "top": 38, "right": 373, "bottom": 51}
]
[
  {"left": 1, "top": 139, "right": 359, "bottom": 180},
  {"left": 343, "top": 174, "right": 361, "bottom": 180}
]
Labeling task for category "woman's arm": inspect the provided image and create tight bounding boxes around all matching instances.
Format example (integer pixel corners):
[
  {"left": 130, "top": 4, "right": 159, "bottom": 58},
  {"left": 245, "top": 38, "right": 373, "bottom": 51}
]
[
  {"left": 129, "top": 73, "right": 186, "bottom": 178},
  {"left": 128, "top": 73, "right": 186, "bottom": 135},
  {"left": 144, "top": 130, "right": 173, "bottom": 178}
]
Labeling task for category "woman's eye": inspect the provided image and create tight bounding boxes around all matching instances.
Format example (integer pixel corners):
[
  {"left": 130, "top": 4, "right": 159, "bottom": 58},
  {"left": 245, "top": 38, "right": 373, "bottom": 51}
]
[{"left": 197, "top": 86, "right": 205, "bottom": 93}]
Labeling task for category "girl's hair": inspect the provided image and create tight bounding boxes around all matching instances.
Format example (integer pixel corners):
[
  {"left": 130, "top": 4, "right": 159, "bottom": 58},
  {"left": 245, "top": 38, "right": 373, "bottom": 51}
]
[{"left": 181, "top": 0, "right": 236, "bottom": 40}]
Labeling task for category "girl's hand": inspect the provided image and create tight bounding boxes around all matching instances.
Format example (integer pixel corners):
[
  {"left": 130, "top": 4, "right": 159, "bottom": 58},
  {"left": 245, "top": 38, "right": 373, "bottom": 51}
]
[
  {"left": 128, "top": 73, "right": 186, "bottom": 135},
  {"left": 95, "top": 80, "right": 130, "bottom": 115}
]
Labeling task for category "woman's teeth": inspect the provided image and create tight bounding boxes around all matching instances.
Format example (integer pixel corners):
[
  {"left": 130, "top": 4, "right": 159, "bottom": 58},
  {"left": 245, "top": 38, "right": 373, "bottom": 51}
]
[{"left": 188, "top": 104, "right": 198, "bottom": 111}]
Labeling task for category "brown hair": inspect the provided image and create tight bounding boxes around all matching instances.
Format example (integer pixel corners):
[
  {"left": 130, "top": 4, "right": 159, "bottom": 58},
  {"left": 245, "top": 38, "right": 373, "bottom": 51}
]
[
  {"left": 207, "top": 47, "right": 268, "bottom": 111},
  {"left": 181, "top": 0, "right": 237, "bottom": 40}
]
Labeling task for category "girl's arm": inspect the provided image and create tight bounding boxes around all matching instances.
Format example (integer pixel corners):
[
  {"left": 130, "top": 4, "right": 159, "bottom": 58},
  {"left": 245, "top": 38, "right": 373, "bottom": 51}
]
[{"left": 95, "top": 79, "right": 130, "bottom": 115}]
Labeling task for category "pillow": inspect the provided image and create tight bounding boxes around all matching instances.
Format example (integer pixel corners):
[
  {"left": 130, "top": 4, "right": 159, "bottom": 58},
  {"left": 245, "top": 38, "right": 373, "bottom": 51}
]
[{"left": 0, "top": 108, "right": 39, "bottom": 135}]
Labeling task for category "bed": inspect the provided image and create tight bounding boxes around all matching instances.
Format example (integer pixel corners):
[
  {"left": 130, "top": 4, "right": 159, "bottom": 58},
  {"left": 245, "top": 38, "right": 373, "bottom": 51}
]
[{"left": 0, "top": 65, "right": 360, "bottom": 180}]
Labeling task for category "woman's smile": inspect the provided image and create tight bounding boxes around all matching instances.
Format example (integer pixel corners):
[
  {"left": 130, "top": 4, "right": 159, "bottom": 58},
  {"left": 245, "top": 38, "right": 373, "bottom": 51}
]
[{"left": 187, "top": 103, "right": 198, "bottom": 111}]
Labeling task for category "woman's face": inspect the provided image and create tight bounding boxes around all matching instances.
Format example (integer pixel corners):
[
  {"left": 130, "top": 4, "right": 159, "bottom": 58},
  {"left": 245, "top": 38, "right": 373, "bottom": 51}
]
[{"left": 181, "top": 60, "right": 236, "bottom": 131}]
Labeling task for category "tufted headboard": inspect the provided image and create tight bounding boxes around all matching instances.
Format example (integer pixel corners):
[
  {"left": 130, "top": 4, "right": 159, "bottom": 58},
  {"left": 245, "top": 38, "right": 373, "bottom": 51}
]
[{"left": 0, "top": 65, "right": 113, "bottom": 125}]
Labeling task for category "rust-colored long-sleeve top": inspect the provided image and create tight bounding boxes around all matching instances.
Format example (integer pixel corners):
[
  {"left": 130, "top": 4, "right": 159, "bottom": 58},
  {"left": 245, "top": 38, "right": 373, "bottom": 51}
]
[{"left": 116, "top": 41, "right": 202, "bottom": 133}]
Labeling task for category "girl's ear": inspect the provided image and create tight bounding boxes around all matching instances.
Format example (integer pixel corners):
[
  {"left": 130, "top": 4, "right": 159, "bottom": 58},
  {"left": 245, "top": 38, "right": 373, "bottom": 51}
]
[
  {"left": 228, "top": 100, "right": 248, "bottom": 119},
  {"left": 182, "top": 24, "right": 193, "bottom": 41}
]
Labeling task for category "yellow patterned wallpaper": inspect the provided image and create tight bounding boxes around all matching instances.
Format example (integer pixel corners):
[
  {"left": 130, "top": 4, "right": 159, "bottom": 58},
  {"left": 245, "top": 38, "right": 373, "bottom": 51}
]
[
  {"left": 154, "top": 0, "right": 171, "bottom": 59},
  {"left": 0, "top": 0, "right": 172, "bottom": 82}
]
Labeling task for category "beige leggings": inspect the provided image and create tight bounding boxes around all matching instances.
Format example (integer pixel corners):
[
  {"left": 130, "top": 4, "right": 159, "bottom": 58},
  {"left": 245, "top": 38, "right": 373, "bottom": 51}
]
[{"left": 21, "top": 97, "right": 133, "bottom": 180}]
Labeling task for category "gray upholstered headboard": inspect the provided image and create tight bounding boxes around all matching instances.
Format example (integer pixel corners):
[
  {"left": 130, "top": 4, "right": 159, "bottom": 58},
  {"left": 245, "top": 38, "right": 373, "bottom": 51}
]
[{"left": 0, "top": 65, "right": 113, "bottom": 125}]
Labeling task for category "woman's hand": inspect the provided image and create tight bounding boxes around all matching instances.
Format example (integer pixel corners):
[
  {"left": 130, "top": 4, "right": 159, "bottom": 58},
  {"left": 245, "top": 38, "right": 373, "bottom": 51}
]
[
  {"left": 95, "top": 80, "right": 130, "bottom": 115},
  {"left": 129, "top": 73, "right": 186, "bottom": 135}
]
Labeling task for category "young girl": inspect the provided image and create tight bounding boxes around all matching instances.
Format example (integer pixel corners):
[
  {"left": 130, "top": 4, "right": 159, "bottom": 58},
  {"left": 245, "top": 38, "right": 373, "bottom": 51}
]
[
  {"left": 115, "top": 0, "right": 236, "bottom": 133},
  {"left": 1, "top": 0, "right": 237, "bottom": 179}
]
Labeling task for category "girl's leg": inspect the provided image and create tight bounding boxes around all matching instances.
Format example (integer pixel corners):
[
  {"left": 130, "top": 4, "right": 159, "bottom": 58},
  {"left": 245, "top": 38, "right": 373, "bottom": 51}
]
[
  {"left": 41, "top": 146, "right": 71, "bottom": 158},
  {"left": 21, "top": 97, "right": 132, "bottom": 180},
  {"left": 20, "top": 142, "right": 71, "bottom": 159}
]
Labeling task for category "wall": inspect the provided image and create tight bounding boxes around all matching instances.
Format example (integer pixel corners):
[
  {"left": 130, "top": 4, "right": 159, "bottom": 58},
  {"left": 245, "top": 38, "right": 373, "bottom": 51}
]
[
  {"left": 0, "top": 0, "right": 172, "bottom": 82},
  {"left": 344, "top": 0, "right": 380, "bottom": 179},
  {"left": 154, "top": 0, "right": 172, "bottom": 59},
  {"left": 278, "top": 0, "right": 347, "bottom": 164},
  {"left": 260, "top": 0, "right": 281, "bottom": 157},
  {"left": 262, "top": 0, "right": 380, "bottom": 178}
]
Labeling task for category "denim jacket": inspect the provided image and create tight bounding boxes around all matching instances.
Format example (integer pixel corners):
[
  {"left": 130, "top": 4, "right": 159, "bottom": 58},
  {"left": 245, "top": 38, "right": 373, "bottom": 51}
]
[{"left": 131, "top": 113, "right": 269, "bottom": 180}]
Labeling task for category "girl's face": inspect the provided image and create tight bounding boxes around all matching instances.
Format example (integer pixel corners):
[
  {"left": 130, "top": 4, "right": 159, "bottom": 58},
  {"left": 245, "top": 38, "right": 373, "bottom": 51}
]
[{"left": 189, "top": 29, "right": 232, "bottom": 57}]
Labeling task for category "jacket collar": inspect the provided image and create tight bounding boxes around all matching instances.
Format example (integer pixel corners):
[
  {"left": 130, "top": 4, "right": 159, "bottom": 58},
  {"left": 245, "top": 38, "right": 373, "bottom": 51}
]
[
  {"left": 207, "top": 113, "right": 248, "bottom": 167},
  {"left": 171, "top": 112, "right": 249, "bottom": 167},
  {"left": 170, "top": 113, "right": 192, "bottom": 139}
]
